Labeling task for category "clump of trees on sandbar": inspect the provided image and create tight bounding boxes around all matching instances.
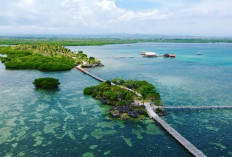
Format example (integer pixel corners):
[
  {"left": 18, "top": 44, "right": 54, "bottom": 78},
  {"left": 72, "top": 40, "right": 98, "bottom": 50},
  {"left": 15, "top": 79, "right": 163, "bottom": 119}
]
[
  {"left": 33, "top": 77, "right": 60, "bottom": 89},
  {"left": 84, "top": 79, "right": 161, "bottom": 120}
]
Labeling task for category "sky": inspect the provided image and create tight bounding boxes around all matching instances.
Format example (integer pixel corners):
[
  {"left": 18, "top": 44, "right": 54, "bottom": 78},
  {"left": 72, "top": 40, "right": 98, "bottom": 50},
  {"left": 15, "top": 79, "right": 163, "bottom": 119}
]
[{"left": 0, "top": 0, "right": 232, "bottom": 37}]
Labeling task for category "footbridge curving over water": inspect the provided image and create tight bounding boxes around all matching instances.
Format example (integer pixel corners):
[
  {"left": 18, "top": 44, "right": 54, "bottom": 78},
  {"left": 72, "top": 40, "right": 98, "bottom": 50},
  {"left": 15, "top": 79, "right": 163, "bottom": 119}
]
[
  {"left": 145, "top": 103, "right": 207, "bottom": 157},
  {"left": 76, "top": 65, "right": 207, "bottom": 157}
]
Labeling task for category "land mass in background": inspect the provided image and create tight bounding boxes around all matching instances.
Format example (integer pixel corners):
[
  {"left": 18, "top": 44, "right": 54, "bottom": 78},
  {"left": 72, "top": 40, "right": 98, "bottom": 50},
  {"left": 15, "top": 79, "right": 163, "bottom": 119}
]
[{"left": 0, "top": 36, "right": 232, "bottom": 46}]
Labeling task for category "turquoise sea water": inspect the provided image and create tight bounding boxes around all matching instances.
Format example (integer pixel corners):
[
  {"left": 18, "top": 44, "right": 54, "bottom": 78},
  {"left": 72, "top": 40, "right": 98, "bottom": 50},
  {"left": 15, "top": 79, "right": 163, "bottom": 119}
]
[{"left": 0, "top": 43, "right": 232, "bottom": 156}]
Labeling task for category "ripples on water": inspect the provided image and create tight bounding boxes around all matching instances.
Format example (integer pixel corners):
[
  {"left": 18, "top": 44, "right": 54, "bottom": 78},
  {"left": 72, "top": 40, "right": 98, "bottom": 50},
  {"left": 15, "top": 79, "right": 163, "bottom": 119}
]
[{"left": 0, "top": 43, "right": 232, "bottom": 156}]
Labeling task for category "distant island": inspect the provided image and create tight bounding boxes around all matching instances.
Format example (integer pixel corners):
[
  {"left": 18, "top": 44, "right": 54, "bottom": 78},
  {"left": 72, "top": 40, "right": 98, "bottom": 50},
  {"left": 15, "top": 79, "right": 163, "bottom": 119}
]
[
  {"left": 0, "top": 37, "right": 232, "bottom": 46},
  {"left": 84, "top": 79, "right": 163, "bottom": 120},
  {"left": 0, "top": 44, "right": 102, "bottom": 71}
]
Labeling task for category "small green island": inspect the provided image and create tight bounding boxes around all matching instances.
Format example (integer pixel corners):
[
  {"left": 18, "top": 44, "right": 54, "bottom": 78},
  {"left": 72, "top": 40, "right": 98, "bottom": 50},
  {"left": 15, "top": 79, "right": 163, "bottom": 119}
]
[
  {"left": 84, "top": 79, "right": 163, "bottom": 120},
  {"left": 0, "top": 44, "right": 102, "bottom": 71},
  {"left": 33, "top": 77, "right": 60, "bottom": 89}
]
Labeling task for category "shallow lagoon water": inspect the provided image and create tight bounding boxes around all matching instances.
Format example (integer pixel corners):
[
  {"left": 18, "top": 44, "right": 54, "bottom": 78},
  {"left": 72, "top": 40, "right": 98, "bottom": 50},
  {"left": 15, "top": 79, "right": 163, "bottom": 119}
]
[{"left": 0, "top": 43, "right": 232, "bottom": 156}]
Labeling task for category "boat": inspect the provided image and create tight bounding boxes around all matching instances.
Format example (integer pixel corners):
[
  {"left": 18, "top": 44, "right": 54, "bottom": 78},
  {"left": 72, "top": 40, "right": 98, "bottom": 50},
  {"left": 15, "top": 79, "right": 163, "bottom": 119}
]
[
  {"left": 126, "top": 44, "right": 131, "bottom": 46},
  {"left": 143, "top": 52, "right": 158, "bottom": 57},
  {"left": 163, "top": 54, "right": 170, "bottom": 57},
  {"left": 169, "top": 54, "right": 176, "bottom": 58},
  {"left": 196, "top": 52, "right": 202, "bottom": 55},
  {"left": 141, "top": 51, "right": 158, "bottom": 57}
]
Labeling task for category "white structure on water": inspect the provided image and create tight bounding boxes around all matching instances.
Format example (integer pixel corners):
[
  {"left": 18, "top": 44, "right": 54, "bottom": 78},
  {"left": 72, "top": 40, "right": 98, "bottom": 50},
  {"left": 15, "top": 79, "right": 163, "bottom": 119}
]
[{"left": 141, "top": 51, "right": 158, "bottom": 57}]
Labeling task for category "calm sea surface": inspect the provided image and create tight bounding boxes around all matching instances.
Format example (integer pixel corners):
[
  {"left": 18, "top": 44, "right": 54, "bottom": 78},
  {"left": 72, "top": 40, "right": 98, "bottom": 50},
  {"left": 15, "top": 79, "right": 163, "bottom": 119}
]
[{"left": 0, "top": 43, "right": 232, "bottom": 156}]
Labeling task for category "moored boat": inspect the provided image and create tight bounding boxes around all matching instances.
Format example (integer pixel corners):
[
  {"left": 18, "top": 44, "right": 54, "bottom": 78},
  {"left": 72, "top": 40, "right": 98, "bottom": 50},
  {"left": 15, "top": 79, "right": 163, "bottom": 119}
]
[
  {"left": 169, "top": 54, "right": 176, "bottom": 58},
  {"left": 196, "top": 52, "right": 202, "bottom": 55},
  {"left": 163, "top": 54, "right": 170, "bottom": 57}
]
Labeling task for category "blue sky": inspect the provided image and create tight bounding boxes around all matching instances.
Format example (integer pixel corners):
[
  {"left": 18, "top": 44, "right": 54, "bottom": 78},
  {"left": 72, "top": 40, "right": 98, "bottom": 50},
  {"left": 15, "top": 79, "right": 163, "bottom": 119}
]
[
  {"left": 115, "top": 0, "right": 158, "bottom": 10},
  {"left": 0, "top": 0, "right": 232, "bottom": 37}
]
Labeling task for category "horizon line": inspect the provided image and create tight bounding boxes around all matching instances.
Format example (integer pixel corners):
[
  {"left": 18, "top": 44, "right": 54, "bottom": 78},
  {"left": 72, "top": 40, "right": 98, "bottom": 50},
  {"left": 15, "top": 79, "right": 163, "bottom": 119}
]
[{"left": 0, "top": 33, "right": 232, "bottom": 39}]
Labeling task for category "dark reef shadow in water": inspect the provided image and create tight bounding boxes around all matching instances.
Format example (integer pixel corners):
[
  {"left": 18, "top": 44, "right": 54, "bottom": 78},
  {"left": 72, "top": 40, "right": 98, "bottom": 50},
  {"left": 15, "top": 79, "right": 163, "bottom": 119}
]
[{"left": 33, "top": 87, "right": 61, "bottom": 94}]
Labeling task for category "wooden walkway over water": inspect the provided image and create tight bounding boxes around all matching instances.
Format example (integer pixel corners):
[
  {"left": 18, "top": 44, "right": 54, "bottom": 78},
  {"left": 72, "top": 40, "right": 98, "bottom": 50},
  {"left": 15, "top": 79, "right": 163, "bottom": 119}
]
[
  {"left": 157, "top": 106, "right": 232, "bottom": 110},
  {"left": 76, "top": 65, "right": 106, "bottom": 82},
  {"left": 145, "top": 103, "right": 206, "bottom": 157},
  {"left": 76, "top": 65, "right": 207, "bottom": 157},
  {"left": 76, "top": 65, "right": 142, "bottom": 96}
]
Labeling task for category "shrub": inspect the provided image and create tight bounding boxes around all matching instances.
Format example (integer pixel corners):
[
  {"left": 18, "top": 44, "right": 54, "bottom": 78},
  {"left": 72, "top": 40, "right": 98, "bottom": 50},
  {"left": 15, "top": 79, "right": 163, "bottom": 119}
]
[
  {"left": 112, "top": 78, "right": 125, "bottom": 85},
  {"left": 33, "top": 77, "right": 60, "bottom": 89},
  {"left": 105, "top": 80, "right": 111, "bottom": 86},
  {"left": 156, "top": 108, "right": 163, "bottom": 113},
  {"left": 84, "top": 86, "right": 95, "bottom": 95},
  {"left": 121, "top": 113, "right": 129, "bottom": 120},
  {"left": 0, "top": 57, "right": 6, "bottom": 63},
  {"left": 118, "top": 100, "right": 127, "bottom": 106}
]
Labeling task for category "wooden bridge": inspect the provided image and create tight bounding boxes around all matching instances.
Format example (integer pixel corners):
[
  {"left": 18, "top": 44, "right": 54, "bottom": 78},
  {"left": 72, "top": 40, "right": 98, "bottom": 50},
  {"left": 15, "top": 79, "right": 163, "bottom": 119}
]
[
  {"left": 76, "top": 65, "right": 141, "bottom": 96},
  {"left": 76, "top": 65, "right": 106, "bottom": 82},
  {"left": 145, "top": 103, "right": 206, "bottom": 157},
  {"left": 157, "top": 105, "right": 232, "bottom": 111},
  {"left": 76, "top": 65, "right": 207, "bottom": 157}
]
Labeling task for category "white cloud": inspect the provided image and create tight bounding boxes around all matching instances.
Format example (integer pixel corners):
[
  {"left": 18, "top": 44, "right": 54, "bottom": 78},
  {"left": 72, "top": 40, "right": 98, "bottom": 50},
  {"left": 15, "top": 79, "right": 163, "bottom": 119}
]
[
  {"left": 97, "top": 0, "right": 117, "bottom": 11},
  {"left": 0, "top": 0, "right": 231, "bottom": 36}
]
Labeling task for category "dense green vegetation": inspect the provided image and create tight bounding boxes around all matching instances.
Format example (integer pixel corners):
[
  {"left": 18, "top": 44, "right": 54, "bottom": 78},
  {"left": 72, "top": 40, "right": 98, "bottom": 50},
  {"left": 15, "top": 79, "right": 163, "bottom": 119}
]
[
  {"left": 0, "top": 44, "right": 101, "bottom": 71},
  {"left": 0, "top": 38, "right": 232, "bottom": 46},
  {"left": 112, "top": 79, "right": 161, "bottom": 105},
  {"left": 84, "top": 81, "right": 135, "bottom": 106},
  {"left": 84, "top": 79, "right": 161, "bottom": 119},
  {"left": 0, "top": 38, "right": 139, "bottom": 46},
  {"left": 33, "top": 77, "right": 60, "bottom": 89},
  {"left": 84, "top": 79, "right": 160, "bottom": 106}
]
